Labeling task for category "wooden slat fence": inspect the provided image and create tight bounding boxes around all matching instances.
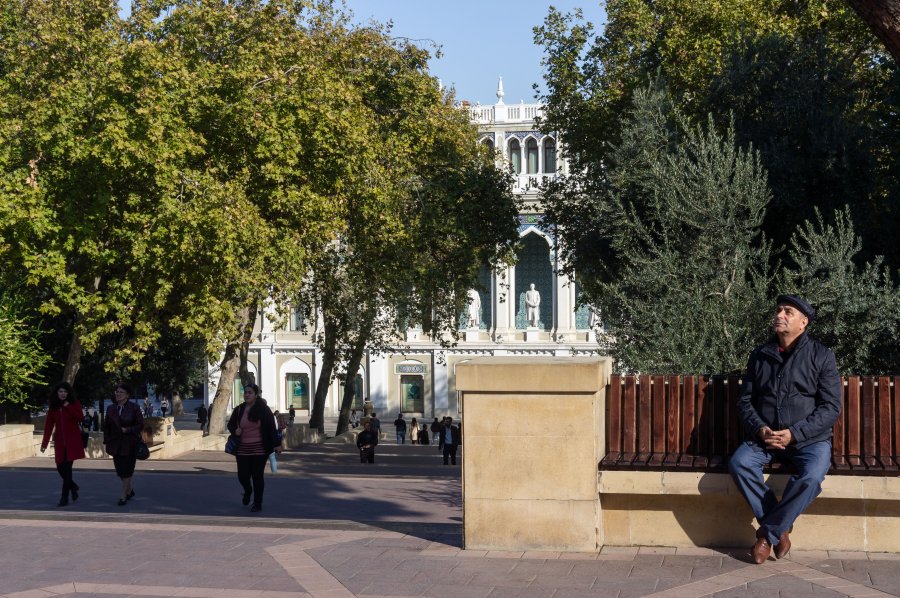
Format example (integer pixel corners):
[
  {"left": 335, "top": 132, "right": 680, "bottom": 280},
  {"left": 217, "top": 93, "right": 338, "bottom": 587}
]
[{"left": 601, "top": 375, "right": 899, "bottom": 475}]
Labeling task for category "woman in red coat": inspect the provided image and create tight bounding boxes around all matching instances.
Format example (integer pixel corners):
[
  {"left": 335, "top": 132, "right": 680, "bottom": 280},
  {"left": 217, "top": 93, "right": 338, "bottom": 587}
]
[{"left": 40, "top": 382, "right": 86, "bottom": 507}]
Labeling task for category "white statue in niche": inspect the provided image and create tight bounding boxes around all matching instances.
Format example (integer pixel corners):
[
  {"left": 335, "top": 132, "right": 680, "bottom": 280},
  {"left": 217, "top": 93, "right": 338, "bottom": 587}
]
[
  {"left": 525, "top": 283, "right": 541, "bottom": 328},
  {"left": 466, "top": 289, "right": 481, "bottom": 329},
  {"left": 589, "top": 305, "right": 602, "bottom": 329}
]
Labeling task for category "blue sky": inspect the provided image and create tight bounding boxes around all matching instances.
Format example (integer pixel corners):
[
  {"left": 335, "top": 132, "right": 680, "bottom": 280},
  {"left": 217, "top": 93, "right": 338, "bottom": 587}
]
[
  {"left": 117, "top": 1, "right": 606, "bottom": 106},
  {"left": 343, "top": 1, "right": 605, "bottom": 105}
]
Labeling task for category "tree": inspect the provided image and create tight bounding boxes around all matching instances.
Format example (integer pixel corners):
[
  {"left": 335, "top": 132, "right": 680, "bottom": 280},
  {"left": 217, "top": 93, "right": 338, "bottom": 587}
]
[
  {"left": 534, "top": 1, "right": 900, "bottom": 267},
  {"left": 124, "top": 0, "right": 368, "bottom": 433},
  {"left": 0, "top": 291, "right": 52, "bottom": 409},
  {"left": 297, "top": 23, "right": 519, "bottom": 435},
  {"left": 0, "top": 0, "right": 167, "bottom": 385},
  {"left": 785, "top": 207, "right": 900, "bottom": 373},
  {"left": 560, "top": 83, "right": 775, "bottom": 372},
  {"left": 847, "top": 0, "right": 900, "bottom": 63}
]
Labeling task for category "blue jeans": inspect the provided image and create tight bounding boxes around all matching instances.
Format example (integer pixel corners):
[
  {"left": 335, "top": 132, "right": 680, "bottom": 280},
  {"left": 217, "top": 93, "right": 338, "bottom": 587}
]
[
  {"left": 728, "top": 439, "right": 832, "bottom": 546},
  {"left": 396, "top": 432, "right": 405, "bottom": 444}
]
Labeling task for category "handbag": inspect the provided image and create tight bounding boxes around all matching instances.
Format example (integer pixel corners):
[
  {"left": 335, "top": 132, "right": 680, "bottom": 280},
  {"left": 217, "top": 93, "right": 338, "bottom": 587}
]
[
  {"left": 224, "top": 434, "right": 240, "bottom": 455},
  {"left": 268, "top": 453, "right": 278, "bottom": 473},
  {"left": 135, "top": 438, "right": 150, "bottom": 461}
]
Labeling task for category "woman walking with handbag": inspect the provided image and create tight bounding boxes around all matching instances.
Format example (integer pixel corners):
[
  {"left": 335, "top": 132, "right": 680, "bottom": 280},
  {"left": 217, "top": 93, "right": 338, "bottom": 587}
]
[
  {"left": 103, "top": 383, "right": 144, "bottom": 506},
  {"left": 227, "top": 383, "right": 281, "bottom": 512},
  {"left": 40, "top": 382, "right": 86, "bottom": 507}
]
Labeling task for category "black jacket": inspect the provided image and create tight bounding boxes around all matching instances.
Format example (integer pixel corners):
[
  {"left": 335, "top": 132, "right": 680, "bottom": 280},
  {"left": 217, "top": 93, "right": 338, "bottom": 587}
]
[
  {"left": 736, "top": 333, "right": 842, "bottom": 449},
  {"left": 357, "top": 429, "right": 378, "bottom": 449},
  {"left": 103, "top": 400, "right": 144, "bottom": 457},
  {"left": 438, "top": 424, "right": 461, "bottom": 448},
  {"left": 226, "top": 399, "right": 280, "bottom": 456}
]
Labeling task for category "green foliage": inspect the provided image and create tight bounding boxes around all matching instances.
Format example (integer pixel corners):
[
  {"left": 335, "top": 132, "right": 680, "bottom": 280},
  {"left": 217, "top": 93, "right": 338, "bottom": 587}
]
[
  {"left": 535, "top": 0, "right": 900, "bottom": 267},
  {"left": 785, "top": 207, "right": 900, "bottom": 374},
  {"left": 536, "top": 0, "right": 900, "bottom": 374},
  {"left": 0, "top": 291, "right": 52, "bottom": 406},
  {"left": 585, "top": 84, "right": 774, "bottom": 373}
]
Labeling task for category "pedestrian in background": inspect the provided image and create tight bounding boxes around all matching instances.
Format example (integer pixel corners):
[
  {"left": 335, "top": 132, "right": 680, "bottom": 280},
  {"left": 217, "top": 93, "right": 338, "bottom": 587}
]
[
  {"left": 431, "top": 417, "right": 441, "bottom": 447},
  {"left": 160, "top": 397, "right": 169, "bottom": 418},
  {"left": 409, "top": 417, "right": 419, "bottom": 444},
  {"left": 197, "top": 404, "right": 208, "bottom": 435},
  {"left": 227, "top": 383, "right": 281, "bottom": 513},
  {"left": 40, "top": 382, "right": 86, "bottom": 507},
  {"left": 441, "top": 417, "right": 461, "bottom": 465},
  {"left": 393, "top": 413, "right": 407, "bottom": 444},
  {"left": 357, "top": 420, "right": 378, "bottom": 463},
  {"left": 103, "top": 383, "right": 144, "bottom": 506},
  {"left": 288, "top": 405, "right": 296, "bottom": 426},
  {"left": 371, "top": 413, "right": 381, "bottom": 437},
  {"left": 91, "top": 410, "right": 99, "bottom": 432}
]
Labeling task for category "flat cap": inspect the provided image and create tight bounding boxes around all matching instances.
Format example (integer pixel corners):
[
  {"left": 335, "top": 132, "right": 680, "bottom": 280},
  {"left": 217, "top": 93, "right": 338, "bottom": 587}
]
[{"left": 776, "top": 294, "right": 816, "bottom": 321}]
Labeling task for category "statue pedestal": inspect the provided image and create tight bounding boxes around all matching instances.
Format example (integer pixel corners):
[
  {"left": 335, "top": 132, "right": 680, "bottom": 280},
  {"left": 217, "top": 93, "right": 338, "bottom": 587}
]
[
  {"left": 524, "top": 328, "right": 541, "bottom": 342},
  {"left": 465, "top": 329, "right": 481, "bottom": 342},
  {"left": 587, "top": 329, "right": 597, "bottom": 343}
]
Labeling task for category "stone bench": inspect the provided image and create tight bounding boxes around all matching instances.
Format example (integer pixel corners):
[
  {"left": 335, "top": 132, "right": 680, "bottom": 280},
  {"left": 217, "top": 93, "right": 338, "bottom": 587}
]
[{"left": 456, "top": 358, "right": 900, "bottom": 554}]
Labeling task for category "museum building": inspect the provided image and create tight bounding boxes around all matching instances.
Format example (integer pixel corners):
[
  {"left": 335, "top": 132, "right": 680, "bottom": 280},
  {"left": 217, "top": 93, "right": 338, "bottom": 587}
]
[{"left": 207, "top": 80, "right": 601, "bottom": 420}]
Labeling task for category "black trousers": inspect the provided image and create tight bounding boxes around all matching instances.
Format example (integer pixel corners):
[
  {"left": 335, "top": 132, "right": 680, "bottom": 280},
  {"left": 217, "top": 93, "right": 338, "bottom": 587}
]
[
  {"left": 360, "top": 447, "right": 375, "bottom": 463},
  {"left": 442, "top": 443, "right": 458, "bottom": 465},
  {"left": 236, "top": 454, "right": 268, "bottom": 507},
  {"left": 55, "top": 460, "right": 76, "bottom": 498}
]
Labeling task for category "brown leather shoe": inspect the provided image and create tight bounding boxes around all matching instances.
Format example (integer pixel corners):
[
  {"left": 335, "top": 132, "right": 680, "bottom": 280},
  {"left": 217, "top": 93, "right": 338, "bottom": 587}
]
[
  {"left": 774, "top": 529, "right": 792, "bottom": 559},
  {"left": 751, "top": 536, "right": 771, "bottom": 564}
]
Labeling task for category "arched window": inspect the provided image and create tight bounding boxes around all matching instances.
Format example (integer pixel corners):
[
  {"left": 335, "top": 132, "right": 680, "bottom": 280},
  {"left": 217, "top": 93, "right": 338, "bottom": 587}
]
[
  {"left": 526, "top": 137, "right": 539, "bottom": 174},
  {"left": 508, "top": 138, "right": 521, "bottom": 174},
  {"left": 543, "top": 137, "right": 557, "bottom": 173},
  {"left": 482, "top": 137, "right": 494, "bottom": 153},
  {"left": 515, "top": 232, "right": 553, "bottom": 331}
]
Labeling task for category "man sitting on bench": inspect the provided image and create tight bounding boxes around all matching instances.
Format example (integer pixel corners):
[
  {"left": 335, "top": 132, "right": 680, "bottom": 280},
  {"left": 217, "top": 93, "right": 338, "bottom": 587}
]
[{"left": 729, "top": 294, "right": 842, "bottom": 564}]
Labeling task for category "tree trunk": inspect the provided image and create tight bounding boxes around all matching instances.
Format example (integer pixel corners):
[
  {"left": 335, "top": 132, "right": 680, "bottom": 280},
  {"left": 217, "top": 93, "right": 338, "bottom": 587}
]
[
  {"left": 309, "top": 320, "right": 337, "bottom": 434},
  {"left": 335, "top": 334, "right": 366, "bottom": 436},
  {"left": 61, "top": 333, "right": 82, "bottom": 385},
  {"left": 847, "top": 0, "right": 900, "bottom": 63},
  {"left": 207, "top": 304, "right": 254, "bottom": 435},
  {"left": 61, "top": 276, "right": 102, "bottom": 384}
]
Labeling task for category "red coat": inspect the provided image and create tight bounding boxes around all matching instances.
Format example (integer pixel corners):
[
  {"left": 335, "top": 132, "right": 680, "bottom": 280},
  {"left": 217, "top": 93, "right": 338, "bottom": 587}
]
[{"left": 41, "top": 400, "right": 86, "bottom": 463}]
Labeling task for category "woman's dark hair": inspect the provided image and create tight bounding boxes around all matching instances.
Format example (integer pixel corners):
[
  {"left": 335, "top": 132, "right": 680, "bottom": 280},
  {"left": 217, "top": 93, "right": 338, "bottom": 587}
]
[
  {"left": 48, "top": 382, "right": 76, "bottom": 410},
  {"left": 115, "top": 382, "right": 133, "bottom": 396},
  {"left": 243, "top": 383, "right": 264, "bottom": 422}
]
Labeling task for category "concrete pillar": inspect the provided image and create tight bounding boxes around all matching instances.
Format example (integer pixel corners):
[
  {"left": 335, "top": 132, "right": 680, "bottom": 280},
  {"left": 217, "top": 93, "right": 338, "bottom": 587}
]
[
  {"left": 455, "top": 357, "right": 611, "bottom": 552},
  {"left": 259, "top": 346, "right": 277, "bottom": 410}
]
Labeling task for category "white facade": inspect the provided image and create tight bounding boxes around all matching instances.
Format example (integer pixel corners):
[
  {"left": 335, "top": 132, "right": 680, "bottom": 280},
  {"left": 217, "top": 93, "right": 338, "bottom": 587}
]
[{"left": 208, "top": 80, "right": 601, "bottom": 420}]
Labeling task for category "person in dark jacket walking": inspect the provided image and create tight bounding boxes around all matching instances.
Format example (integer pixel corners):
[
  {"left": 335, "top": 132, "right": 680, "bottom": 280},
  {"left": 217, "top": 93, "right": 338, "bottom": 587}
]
[
  {"left": 227, "top": 383, "right": 282, "bottom": 512},
  {"left": 103, "top": 383, "right": 144, "bottom": 506},
  {"left": 393, "top": 413, "right": 407, "bottom": 444},
  {"left": 197, "top": 404, "right": 208, "bottom": 435},
  {"left": 357, "top": 420, "right": 378, "bottom": 463},
  {"left": 440, "top": 417, "right": 462, "bottom": 465},
  {"left": 40, "top": 382, "right": 86, "bottom": 507},
  {"left": 729, "top": 295, "right": 842, "bottom": 564}
]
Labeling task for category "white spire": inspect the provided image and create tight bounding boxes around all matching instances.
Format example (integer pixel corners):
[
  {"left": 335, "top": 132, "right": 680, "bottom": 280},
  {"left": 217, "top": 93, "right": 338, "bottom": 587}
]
[{"left": 496, "top": 76, "right": 505, "bottom": 105}]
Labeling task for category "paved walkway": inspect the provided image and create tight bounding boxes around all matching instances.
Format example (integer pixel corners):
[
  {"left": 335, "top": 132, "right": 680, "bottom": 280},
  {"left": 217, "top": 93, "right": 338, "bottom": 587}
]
[{"left": 2, "top": 444, "right": 898, "bottom": 597}]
